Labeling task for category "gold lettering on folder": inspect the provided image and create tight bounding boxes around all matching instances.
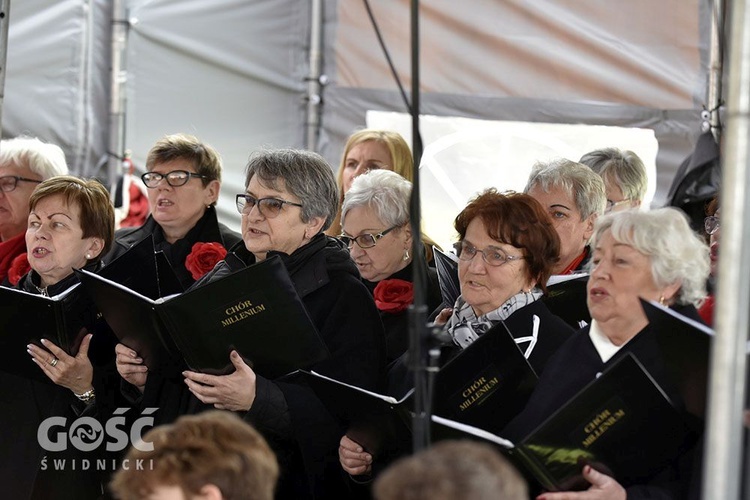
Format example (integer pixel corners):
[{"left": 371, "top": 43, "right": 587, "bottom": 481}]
[
  {"left": 221, "top": 300, "right": 266, "bottom": 327},
  {"left": 581, "top": 408, "right": 625, "bottom": 448},
  {"left": 459, "top": 376, "right": 500, "bottom": 411}
]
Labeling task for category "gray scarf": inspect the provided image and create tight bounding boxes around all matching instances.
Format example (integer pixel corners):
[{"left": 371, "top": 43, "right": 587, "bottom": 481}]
[{"left": 446, "top": 289, "right": 543, "bottom": 350}]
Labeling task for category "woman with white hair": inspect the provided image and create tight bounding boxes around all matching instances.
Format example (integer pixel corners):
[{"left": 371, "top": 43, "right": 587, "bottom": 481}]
[
  {"left": 503, "top": 207, "right": 710, "bottom": 500},
  {"left": 340, "top": 169, "right": 442, "bottom": 362},
  {"left": 0, "top": 136, "right": 68, "bottom": 284}
]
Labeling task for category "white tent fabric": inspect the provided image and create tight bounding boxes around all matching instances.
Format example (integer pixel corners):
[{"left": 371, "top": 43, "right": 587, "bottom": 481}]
[
  {"left": 322, "top": 0, "right": 710, "bottom": 208},
  {"left": 2, "top": 0, "right": 713, "bottom": 233},
  {"left": 4, "top": 0, "right": 111, "bottom": 176}
]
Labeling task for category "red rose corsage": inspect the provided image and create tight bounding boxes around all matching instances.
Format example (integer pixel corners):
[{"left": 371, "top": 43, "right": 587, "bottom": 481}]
[
  {"left": 8, "top": 252, "right": 31, "bottom": 286},
  {"left": 185, "top": 242, "right": 228, "bottom": 280},
  {"left": 373, "top": 279, "right": 414, "bottom": 313}
]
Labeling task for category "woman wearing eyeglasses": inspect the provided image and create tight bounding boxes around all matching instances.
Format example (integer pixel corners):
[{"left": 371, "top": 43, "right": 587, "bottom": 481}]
[
  {"left": 339, "top": 189, "right": 574, "bottom": 483},
  {"left": 327, "top": 129, "right": 442, "bottom": 264},
  {"left": 118, "top": 148, "right": 386, "bottom": 499},
  {"left": 103, "top": 133, "right": 241, "bottom": 289},
  {"left": 0, "top": 136, "right": 68, "bottom": 285},
  {"left": 437, "top": 189, "right": 575, "bottom": 372},
  {"left": 340, "top": 169, "right": 442, "bottom": 363}
]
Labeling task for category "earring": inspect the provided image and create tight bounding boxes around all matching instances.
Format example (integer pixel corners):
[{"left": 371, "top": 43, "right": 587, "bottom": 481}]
[
  {"left": 659, "top": 295, "right": 666, "bottom": 306},
  {"left": 403, "top": 249, "right": 410, "bottom": 261}
]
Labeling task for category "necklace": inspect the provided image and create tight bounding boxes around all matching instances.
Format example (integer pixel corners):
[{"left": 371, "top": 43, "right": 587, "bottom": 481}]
[{"left": 33, "top": 283, "right": 49, "bottom": 297}]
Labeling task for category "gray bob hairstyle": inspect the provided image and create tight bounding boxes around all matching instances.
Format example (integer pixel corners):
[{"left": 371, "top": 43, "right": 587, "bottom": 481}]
[
  {"left": 590, "top": 207, "right": 709, "bottom": 306},
  {"left": 244, "top": 148, "right": 338, "bottom": 232},
  {"left": 524, "top": 158, "right": 606, "bottom": 220},
  {"left": 579, "top": 147, "right": 648, "bottom": 203},
  {"left": 341, "top": 169, "right": 411, "bottom": 229}
]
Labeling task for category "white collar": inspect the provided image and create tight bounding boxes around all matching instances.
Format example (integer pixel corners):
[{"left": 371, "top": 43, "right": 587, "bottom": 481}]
[{"left": 588, "top": 319, "right": 622, "bottom": 363}]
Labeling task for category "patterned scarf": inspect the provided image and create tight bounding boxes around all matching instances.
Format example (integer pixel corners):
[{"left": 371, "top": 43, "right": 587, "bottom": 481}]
[{"left": 447, "top": 289, "right": 543, "bottom": 349}]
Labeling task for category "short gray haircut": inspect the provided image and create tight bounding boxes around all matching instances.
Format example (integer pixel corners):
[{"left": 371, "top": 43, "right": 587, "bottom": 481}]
[
  {"left": 0, "top": 136, "right": 68, "bottom": 179},
  {"left": 341, "top": 170, "right": 411, "bottom": 229},
  {"left": 244, "top": 148, "right": 338, "bottom": 232},
  {"left": 524, "top": 158, "right": 606, "bottom": 220},
  {"left": 590, "top": 207, "right": 709, "bottom": 306},
  {"left": 579, "top": 148, "right": 648, "bottom": 203}
]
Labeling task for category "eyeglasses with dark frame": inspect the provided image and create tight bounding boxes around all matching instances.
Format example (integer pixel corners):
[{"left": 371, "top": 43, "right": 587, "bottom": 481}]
[
  {"left": 0, "top": 175, "right": 42, "bottom": 192},
  {"left": 235, "top": 194, "right": 303, "bottom": 218},
  {"left": 340, "top": 226, "right": 399, "bottom": 249},
  {"left": 452, "top": 241, "right": 525, "bottom": 267},
  {"left": 141, "top": 170, "right": 209, "bottom": 188},
  {"left": 705, "top": 215, "right": 720, "bottom": 235}
]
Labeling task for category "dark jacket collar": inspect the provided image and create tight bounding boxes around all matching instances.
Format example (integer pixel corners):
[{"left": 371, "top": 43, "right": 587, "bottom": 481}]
[
  {"left": 230, "top": 233, "right": 359, "bottom": 298},
  {"left": 18, "top": 261, "right": 102, "bottom": 295},
  {"left": 116, "top": 206, "right": 227, "bottom": 248}
]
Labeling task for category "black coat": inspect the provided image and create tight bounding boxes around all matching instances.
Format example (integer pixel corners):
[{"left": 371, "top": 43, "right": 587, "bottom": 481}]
[
  {"left": 131, "top": 234, "right": 386, "bottom": 500},
  {"left": 103, "top": 206, "right": 241, "bottom": 289},
  {"left": 386, "top": 298, "right": 575, "bottom": 399},
  {"left": 0, "top": 270, "right": 108, "bottom": 500},
  {"left": 502, "top": 305, "right": 705, "bottom": 500},
  {"left": 361, "top": 255, "right": 443, "bottom": 364}
]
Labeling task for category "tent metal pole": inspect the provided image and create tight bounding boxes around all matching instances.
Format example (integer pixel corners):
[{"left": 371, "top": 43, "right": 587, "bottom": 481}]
[
  {"left": 305, "top": 0, "right": 324, "bottom": 151},
  {"left": 701, "top": 0, "right": 750, "bottom": 498},
  {"left": 0, "top": 0, "right": 11, "bottom": 141},
  {"left": 107, "top": 0, "right": 129, "bottom": 186},
  {"left": 706, "top": 0, "right": 725, "bottom": 141}
]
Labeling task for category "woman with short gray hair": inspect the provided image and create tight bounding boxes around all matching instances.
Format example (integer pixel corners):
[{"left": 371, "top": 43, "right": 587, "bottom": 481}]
[
  {"left": 245, "top": 148, "right": 339, "bottom": 234},
  {"left": 340, "top": 169, "right": 441, "bottom": 361},
  {"left": 579, "top": 147, "right": 648, "bottom": 212},
  {"left": 179, "top": 148, "right": 387, "bottom": 499},
  {"left": 503, "top": 207, "right": 709, "bottom": 499},
  {"left": 524, "top": 158, "right": 606, "bottom": 275},
  {"left": 590, "top": 207, "right": 708, "bottom": 307}
]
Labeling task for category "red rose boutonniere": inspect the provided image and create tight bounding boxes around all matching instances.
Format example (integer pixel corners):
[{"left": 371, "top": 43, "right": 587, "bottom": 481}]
[
  {"left": 373, "top": 279, "right": 414, "bottom": 313},
  {"left": 8, "top": 252, "right": 31, "bottom": 286},
  {"left": 185, "top": 242, "right": 227, "bottom": 280}
]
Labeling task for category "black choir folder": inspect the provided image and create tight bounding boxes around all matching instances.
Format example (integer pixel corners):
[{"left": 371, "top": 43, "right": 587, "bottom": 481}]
[
  {"left": 432, "top": 246, "right": 459, "bottom": 307},
  {"left": 542, "top": 273, "right": 590, "bottom": 330},
  {"left": 0, "top": 235, "right": 184, "bottom": 383},
  {"left": 431, "top": 353, "right": 696, "bottom": 492},
  {"left": 300, "top": 320, "right": 539, "bottom": 459},
  {"left": 638, "top": 299, "right": 714, "bottom": 420},
  {"left": 0, "top": 283, "right": 95, "bottom": 382},
  {"left": 100, "top": 233, "right": 183, "bottom": 299},
  {"left": 75, "top": 254, "right": 329, "bottom": 378}
]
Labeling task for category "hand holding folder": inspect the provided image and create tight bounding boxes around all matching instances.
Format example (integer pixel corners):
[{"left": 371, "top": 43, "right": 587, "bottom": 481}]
[{"left": 432, "top": 353, "right": 697, "bottom": 492}]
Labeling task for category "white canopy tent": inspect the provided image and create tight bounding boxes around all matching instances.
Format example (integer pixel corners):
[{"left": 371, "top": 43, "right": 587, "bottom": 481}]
[
  {"left": 4, "top": 2, "right": 748, "bottom": 498},
  {"left": 3, "top": 0, "right": 714, "bottom": 233}
]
